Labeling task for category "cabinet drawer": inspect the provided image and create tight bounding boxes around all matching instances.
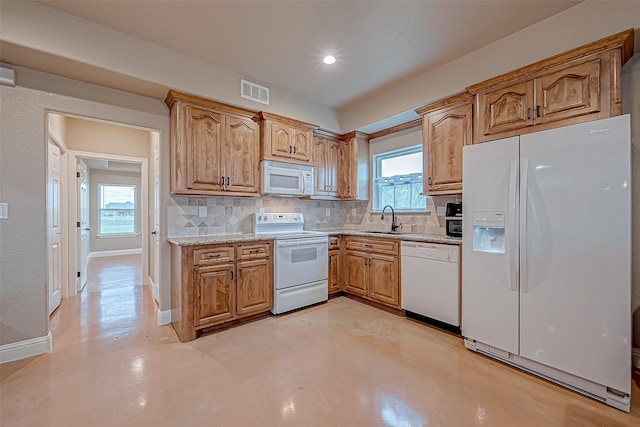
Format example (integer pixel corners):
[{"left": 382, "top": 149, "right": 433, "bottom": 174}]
[
  {"left": 346, "top": 237, "right": 398, "bottom": 255},
  {"left": 237, "top": 242, "right": 270, "bottom": 260},
  {"left": 194, "top": 246, "right": 235, "bottom": 267},
  {"left": 328, "top": 236, "right": 340, "bottom": 250}
]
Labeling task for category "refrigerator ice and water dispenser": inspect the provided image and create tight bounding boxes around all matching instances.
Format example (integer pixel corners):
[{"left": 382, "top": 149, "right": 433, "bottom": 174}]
[{"left": 472, "top": 211, "right": 505, "bottom": 254}]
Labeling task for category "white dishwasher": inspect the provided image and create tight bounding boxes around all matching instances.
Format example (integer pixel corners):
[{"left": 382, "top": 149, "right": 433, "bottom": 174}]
[{"left": 401, "top": 241, "right": 460, "bottom": 330}]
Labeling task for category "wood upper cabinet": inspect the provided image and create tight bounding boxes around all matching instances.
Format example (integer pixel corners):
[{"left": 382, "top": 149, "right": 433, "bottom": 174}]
[
  {"left": 236, "top": 258, "right": 272, "bottom": 317},
  {"left": 467, "top": 29, "right": 633, "bottom": 143},
  {"left": 195, "top": 264, "right": 235, "bottom": 327},
  {"left": 344, "top": 237, "right": 400, "bottom": 308},
  {"left": 166, "top": 90, "right": 260, "bottom": 196},
  {"left": 225, "top": 116, "right": 260, "bottom": 193},
  {"left": 313, "top": 134, "right": 340, "bottom": 198},
  {"left": 339, "top": 131, "right": 370, "bottom": 200},
  {"left": 416, "top": 93, "right": 473, "bottom": 195},
  {"left": 255, "top": 112, "right": 318, "bottom": 165}
]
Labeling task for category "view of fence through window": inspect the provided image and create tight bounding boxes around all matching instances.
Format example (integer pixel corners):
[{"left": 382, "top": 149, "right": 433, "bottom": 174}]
[
  {"left": 373, "top": 147, "right": 426, "bottom": 211},
  {"left": 98, "top": 184, "right": 136, "bottom": 235}
]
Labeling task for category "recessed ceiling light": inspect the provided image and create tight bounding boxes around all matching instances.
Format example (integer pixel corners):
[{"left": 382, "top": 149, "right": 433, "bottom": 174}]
[{"left": 323, "top": 55, "right": 337, "bottom": 65}]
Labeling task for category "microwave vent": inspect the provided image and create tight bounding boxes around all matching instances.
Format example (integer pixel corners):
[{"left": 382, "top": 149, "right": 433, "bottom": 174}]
[{"left": 241, "top": 79, "right": 269, "bottom": 105}]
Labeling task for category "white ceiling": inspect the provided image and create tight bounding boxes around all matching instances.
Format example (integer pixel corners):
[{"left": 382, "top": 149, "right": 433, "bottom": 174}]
[
  {"left": 37, "top": 1, "right": 579, "bottom": 110},
  {"left": 83, "top": 159, "right": 142, "bottom": 173}
]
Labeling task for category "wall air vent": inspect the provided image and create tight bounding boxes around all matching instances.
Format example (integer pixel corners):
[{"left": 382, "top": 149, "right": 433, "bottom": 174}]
[{"left": 241, "top": 79, "right": 269, "bottom": 105}]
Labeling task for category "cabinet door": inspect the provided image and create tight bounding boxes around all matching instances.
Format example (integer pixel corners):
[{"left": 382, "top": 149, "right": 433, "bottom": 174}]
[
  {"left": 270, "top": 122, "right": 293, "bottom": 159},
  {"left": 185, "top": 106, "right": 224, "bottom": 191},
  {"left": 225, "top": 116, "right": 260, "bottom": 193},
  {"left": 424, "top": 102, "right": 472, "bottom": 193},
  {"left": 236, "top": 258, "right": 272, "bottom": 317},
  {"left": 326, "top": 140, "right": 341, "bottom": 197},
  {"left": 338, "top": 139, "right": 354, "bottom": 199},
  {"left": 313, "top": 136, "right": 328, "bottom": 196},
  {"left": 292, "top": 128, "right": 312, "bottom": 162},
  {"left": 328, "top": 250, "right": 340, "bottom": 294},
  {"left": 535, "top": 58, "right": 601, "bottom": 125},
  {"left": 195, "top": 265, "right": 234, "bottom": 327},
  {"left": 345, "top": 251, "right": 368, "bottom": 296},
  {"left": 368, "top": 253, "right": 399, "bottom": 307},
  {"left": 481, "top": 80, "right": 534, "bottom": 137}
]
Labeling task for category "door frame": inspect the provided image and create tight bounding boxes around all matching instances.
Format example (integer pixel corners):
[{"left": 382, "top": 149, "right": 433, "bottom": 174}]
[
  {"left": 66, "top": 150, "right": 149, "bottom": 297},
  {"left": 46, "top": 126, "right": 68, "bottom": 303}
]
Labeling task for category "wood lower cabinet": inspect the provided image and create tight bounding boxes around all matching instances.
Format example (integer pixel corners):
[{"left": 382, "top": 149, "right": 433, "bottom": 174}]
[
  {"left": 255, "top": 112, "right": 318, "bottom": 165},
  {"left": 195, "top": 264, "right": 234, "bottom": 327},
  {"left": 166, "top": 91, "right": 260, "bottom": 196},
  {"left": 236, "top": 258, "right": 272, "bottom": 316},
  {"left": 328, "top": 236, "right": 341, "bottom": 295},
  {"left": 416, "top": 93, "right": 473, "bottom": 195},
  {"left": 170, "top": 240, "right": 272, "bottom": 342},
  {"left": 468, "top": 29, "right": 633, "bottom": 143},
  {"left": 344, "top": 237, "right": 400, "bottom": 309}
]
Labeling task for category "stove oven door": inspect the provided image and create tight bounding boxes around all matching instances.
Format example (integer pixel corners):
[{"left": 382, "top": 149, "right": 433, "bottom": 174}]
[{"left": 274, "top": 237, "right": 328, "bottom": 289}]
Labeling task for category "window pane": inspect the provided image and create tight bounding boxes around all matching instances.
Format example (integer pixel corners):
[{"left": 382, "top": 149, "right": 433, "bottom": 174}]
[
  {"left": 380, "top": 152, "right": 422, "bottom": 177},
  {"left": 381, "top": 185, "right": 394, "bottom": 208},
  {"left": 411, "top": 181, "right": 426, "bottom": 209},
  {"left": 99, "top": 184, "right": 136, "bottom": 234},
  {"left": 394, "top": 183, "right": 411, "bottom": 210}
]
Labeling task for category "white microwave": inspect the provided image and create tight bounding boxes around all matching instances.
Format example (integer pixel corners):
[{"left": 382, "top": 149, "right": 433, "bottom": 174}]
[{"left": 260, "top": 160, "right": 314, "bottom": 196}]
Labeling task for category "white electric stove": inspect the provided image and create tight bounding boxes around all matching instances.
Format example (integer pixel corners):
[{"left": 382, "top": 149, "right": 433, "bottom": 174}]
[{"left": 253, "top": 213, "right": 328, "bottom": 314}]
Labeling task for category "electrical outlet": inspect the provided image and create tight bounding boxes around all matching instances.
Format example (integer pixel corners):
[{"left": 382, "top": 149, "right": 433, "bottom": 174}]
[
  {"left": 198, "top": 206, "right": 207, "bottom": 218},
  {"left": 258, "top": 207, "right": 265, "bottom": 213},
  {"left": 326, "top": 208, "right": 330, "bottom": 216},
  {"left": 436, "top": 206, "right": 446, "bottom": 216},
  {"left": 0, "top": 203, "right": 7, "bottom": 220},
  {"left": 351, "top": 208, "right": 357, "bottom": 216}
]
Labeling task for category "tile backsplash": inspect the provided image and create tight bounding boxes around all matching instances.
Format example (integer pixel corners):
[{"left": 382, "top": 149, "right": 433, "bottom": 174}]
[{"left": 168, "top": 195, "right": 459, "bottom": 237}]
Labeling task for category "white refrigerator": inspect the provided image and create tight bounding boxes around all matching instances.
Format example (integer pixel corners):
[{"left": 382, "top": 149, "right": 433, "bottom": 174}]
[{"left": 462, "top": 115, "right": 631, "bottom": 412}]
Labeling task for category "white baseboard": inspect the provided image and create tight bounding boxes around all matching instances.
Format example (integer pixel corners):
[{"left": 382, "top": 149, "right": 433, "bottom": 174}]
[
  {"left": 0, "top": 332, "right": 53, "bottom": 364},
  {"left": 89, "top": 248, "right": 142, "bottom": 259},
  {"left": 157, "top": 308, "right": 171, "bottom": 325},
  {"left": 148, "top": 276, "right": 159, "bottom": 303}
]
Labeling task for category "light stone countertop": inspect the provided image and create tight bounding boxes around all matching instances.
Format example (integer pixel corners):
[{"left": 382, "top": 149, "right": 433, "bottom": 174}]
[{"left": 168, "top": 230, "right": 462, "bottom": 246}]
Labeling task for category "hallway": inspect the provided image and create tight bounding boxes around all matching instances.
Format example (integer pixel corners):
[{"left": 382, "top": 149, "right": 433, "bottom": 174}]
[{"left": 2, "top": 256, "right": 640, "bottom": 426}]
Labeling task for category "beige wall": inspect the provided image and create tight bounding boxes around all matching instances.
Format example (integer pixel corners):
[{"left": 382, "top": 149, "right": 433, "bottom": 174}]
[
  {"left": 65, "top": 117, "right": 151, "bottom": 159},
  {"left": 89, "top": 170, "right": 142, "bottom": 253},
  {"left": 0, "top": 65, "right": 171, "bottom": 346},
  {"left": 48, "top": 112, "right": 67, "bottom": 142}
]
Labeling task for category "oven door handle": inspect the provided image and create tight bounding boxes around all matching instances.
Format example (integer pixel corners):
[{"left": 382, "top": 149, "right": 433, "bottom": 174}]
[{"left": 276, "top": 238, "right": 328, "bottom": 247}]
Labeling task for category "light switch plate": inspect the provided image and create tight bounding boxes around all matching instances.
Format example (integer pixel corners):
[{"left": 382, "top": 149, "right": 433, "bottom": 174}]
[
  {"left": 198, "top": 206, "right": 207, "bottom": 218},
  {"left": 436, "top": 206, "right": 446, "bottom": 216},
  {"left": 0, "top": 203, "right": 7, "bottom": 220},
  {"left": 352, "top": 208, "right": 357, "bottom": 216},
  {"left": 326, "top": 208, "right": 330, "bottom": 216}
]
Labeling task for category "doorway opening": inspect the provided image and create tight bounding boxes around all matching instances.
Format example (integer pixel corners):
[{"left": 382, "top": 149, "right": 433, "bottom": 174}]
[{"left": 46, "top": 112, "right": 160, "bottom": 321}]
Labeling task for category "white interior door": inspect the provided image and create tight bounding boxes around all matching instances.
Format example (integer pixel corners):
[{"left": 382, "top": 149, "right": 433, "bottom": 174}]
[
  {"left": 461, "top": 136, "right": 520, "bottom": 355},
  {"left": 152, "top": 136, "right": 160, "bottom": 302},
  {"left": 48, "top": 141, "right": 62, "bottom": 315},
  {"left": 77, "top": 160, "right": 90, "bottom": 291},
  {"left": 518, "top": 116, "right": 631, "bottom": 393}
]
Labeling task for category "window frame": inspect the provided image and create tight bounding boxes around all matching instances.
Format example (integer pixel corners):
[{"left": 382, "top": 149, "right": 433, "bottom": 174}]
[
  {"left": 372, "top": 145, "right": 427, "bottom": 213},
  {"left": 97, "top": 183, "right": 138, "bottom": 238}
]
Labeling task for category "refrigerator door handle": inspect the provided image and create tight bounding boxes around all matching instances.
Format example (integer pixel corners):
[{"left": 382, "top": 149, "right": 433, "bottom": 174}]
[
  {"left": 508, "top": 160, "right": 519, "bottom": 291},
  {"left": 520, "top": 158, "right": 529, "bottom": 293}
]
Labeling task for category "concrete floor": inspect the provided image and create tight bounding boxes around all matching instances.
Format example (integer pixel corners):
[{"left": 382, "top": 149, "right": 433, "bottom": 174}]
[{"left": 1, "top": 254, "right": 639, "bottom": 426}]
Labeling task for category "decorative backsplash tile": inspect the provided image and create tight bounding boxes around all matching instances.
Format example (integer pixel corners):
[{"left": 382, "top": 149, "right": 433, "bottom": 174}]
[{"left": 167, "top": 194, "right": 458, "bottom": 237}]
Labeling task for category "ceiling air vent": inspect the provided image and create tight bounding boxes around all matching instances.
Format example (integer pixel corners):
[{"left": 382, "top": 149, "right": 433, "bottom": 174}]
[{"left": 241, "top": 79, "right": 269, "bottom": 105}]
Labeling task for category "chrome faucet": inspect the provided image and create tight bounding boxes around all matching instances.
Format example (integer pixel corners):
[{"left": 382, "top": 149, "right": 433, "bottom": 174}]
[{"left": 381, "top": 205, "right": 400, "bottom": 232}]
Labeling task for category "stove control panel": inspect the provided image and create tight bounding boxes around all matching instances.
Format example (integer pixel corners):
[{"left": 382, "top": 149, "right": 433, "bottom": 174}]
[{"left": 254, "top": 213, "right": 304, "bottom": 224}]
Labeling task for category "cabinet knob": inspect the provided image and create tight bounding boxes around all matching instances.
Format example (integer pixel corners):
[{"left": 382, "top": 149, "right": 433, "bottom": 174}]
[{"left": 428, "top": 177, "right": 432, "bottom": 185}]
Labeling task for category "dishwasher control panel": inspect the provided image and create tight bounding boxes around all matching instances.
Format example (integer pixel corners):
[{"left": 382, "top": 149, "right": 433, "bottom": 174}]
[{"left": 401, "top": 242, "right": 459, "bottom": 263}]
